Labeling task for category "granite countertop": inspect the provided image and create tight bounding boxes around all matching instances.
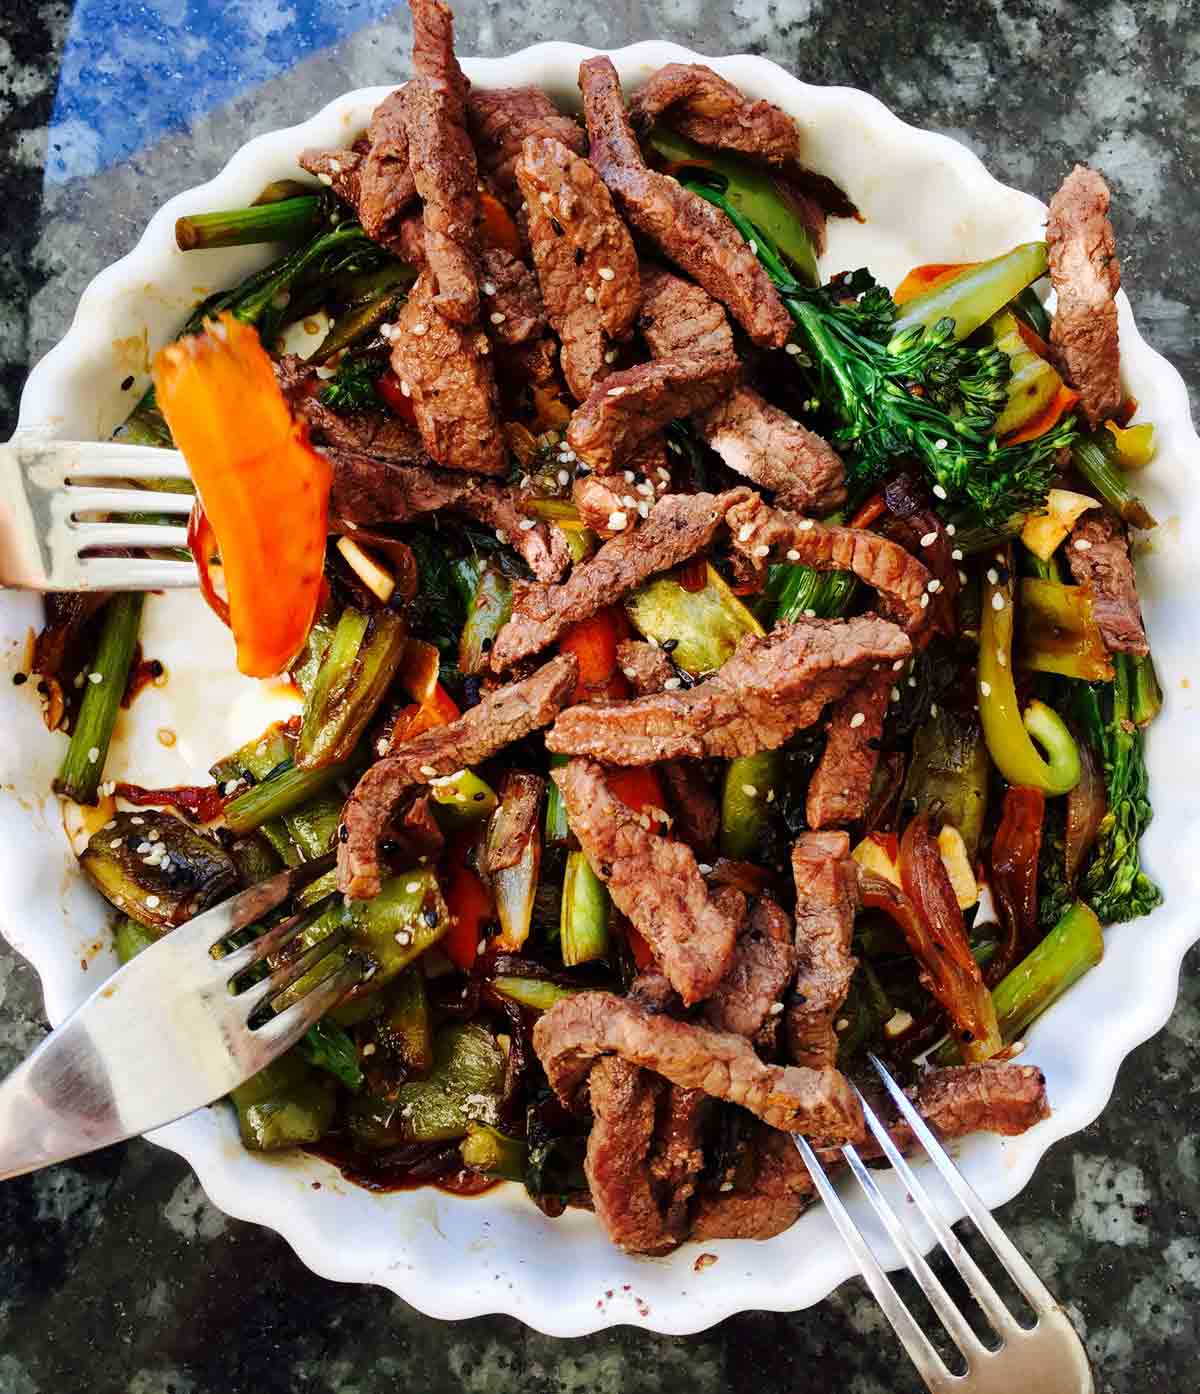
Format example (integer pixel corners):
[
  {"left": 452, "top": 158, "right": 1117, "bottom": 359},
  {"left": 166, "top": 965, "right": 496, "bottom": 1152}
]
[{"left": 1, "top": 2, "right": 1197, "bottom": 1390}]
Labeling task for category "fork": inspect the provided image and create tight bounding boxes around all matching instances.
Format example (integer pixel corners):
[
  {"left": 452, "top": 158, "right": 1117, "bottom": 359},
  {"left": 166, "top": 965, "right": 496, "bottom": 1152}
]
[
  {"left": 0, "top": 437, "right": 197, "bottom": 591},
  {"left": 795, "top": 1053, "right": 1093, "bottom": 1393},
  {"left": 0, "top": 853, "right": 357, "bottom": 1180}
]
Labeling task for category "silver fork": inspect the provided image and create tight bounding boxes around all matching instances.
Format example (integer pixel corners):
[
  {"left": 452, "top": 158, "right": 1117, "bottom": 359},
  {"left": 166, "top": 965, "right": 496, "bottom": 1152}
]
[
  {"left": 0, "top": 853, "right": 357, "bottom": 1180},
  {"left": 0, "top": 437, "right": 197, "bottom": 591},
  {"left": 795, "top": 1053, "right": 1093, "bottom": 1393}
]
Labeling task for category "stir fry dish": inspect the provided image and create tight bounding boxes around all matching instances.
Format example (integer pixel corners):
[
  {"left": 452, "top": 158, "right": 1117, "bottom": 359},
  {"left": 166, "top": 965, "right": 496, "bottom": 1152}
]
[{"left": 34, "top": 0, "right": 1164, "bottom": 1253}]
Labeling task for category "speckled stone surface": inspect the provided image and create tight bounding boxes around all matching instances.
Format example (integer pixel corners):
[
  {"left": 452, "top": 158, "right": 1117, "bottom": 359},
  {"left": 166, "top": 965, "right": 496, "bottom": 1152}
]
[{"left": 1, "top": 2, "right": 1198, "bottom": 1390}]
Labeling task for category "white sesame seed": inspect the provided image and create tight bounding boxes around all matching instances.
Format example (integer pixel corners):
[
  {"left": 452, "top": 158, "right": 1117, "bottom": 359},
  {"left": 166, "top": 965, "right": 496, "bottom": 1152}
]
[
  {"left": 489, "top": 311, "right": 506, "bottom": 325},
  {"left": 329, "top": 158, "right": 341, "bottom": 174},
  {"left": 495, "top": 528, "right": 507, "bottom": 543},
  {"left": 908, "top": 675, "right": 917, "bottom": 688},
  {"left": 604, "top": 349, "right": 618, "bottom": 364},
  {"left": 891, "top": 686, "right": 901, "bottom": 702},
  {"left": 752, "top": 544, "right": 770, "bottom": 559},
  {"left": 481, "top": 280, "right": 496, "bottom": 296},
  {"left": 945, "top": 523, "right": 956, "bottom": 536},
  {"left": 88, "top": 671, "right": 103, "bottom": 684},
  {"left": 933, "top": 484, "right": 948, "bottom": 499},
  {"left": 400, "top": 379, "right": 411, "bottom": 396},
  {"left": 562, "top": 449, "right": 576, "bottom": 462},
  {"left": 148, "top": 829, "right": 160, "bottom": 842},
  {"left": 951, "top": 548, "right": 963, "bottom": 561},
  {"left": 598, "top": 266, "right": 615, "bottom": 281},
  {"left": 623, "top": 470, "right": 636, "bottom": 483},
  {"left": 698, "top": 863, "right": 713, "bottom": 874},
  {"left": 518, "top": 517, "right": 537, "bottom": 531},
  {"left": 636, "top": 481, "right": 653, "bottom": 496},
  {"left": 663, "top": 677, "right": 682, "bottom": 690},
  {"left": 786, "top": 548, "right": 800, "bottom": 561},
  {"left": 317, "top": 172, "right": 333, "bottom": 186},
  {"left": 934, "top": 439, "right": 948, "bottom": 451},
  {"left": 622, "top": 495, "right": 637, "bottom": 508},
  {"left": 804, "top": 608, "right": 817, "bottom": 618},
  {"left": 980, "top": 681, "right": 992, "bottom": 697},
  {"left": 73, "top": 672, "right": 85, "bottom": 689},
  {"left": 1074, "top": 538, "right": 1092, "bottom": 551},
  {"left": 930, "top": 703, "right": 939, "bottom": 718},
  {"left": 377, "top": 738, "right": 389, "bottom": 757},
  {"left": 798, "top": 518, "right": 815, "bottom": 531},
  {"left": 608, "top": 511, "right": 627, "bottom": 531},
  {"left": 769, "top": 1002, "right": 784, "bottom": 1015},
  {"left": 992, "top": 592, "right": 1005, "bottom": 611},
  {"left": 411, "top": 320, "right": 428, "bottom": 336},
  {"left": 557, "top": 468, "right": 570, "bottom": 486},
  {"left": 784, "top": 342, "right": 801, "bottom": 356},
  {"left": 87, "top": 746, "right": 100, "bottom": 764},
  {"left": 919, "top": 531, "right": 937, "bottom": 548},
  {"left": 145, "top": 895, "right": 161, "bottom": 909},
  {"left": 361, "top": 1043, "right": 377, "bottom": 1057},
  {"left": 986, "top": 568, "right": 999, "bottom": 584},
  {"left": 892, "top": 659, "right": 905, "bottom": 672},
  {"left": 419, "top": 764, "right": 437, "bottom": 777},
  {"left": 920, "top": 593, "right": 930, "bottom": 609},
  {"left": 928, "top": 578, "right": 942, "bottom": 593},
  {"left": 130, "top": 816, "right": 144, "bottom": 825},
  {"left": 584, "top": 286, "right": 597, "bottom": 303},
  {"left": 606, "top": 385, "right": 626, "bottom": 397},
  {"left": 103, "top": 820, "right": 116, "bottom": 830},
  {"left": 719, "top": 1181, "right": 735, "bottom": 1193},
  {"left": 109, "top": 838, "right": 121, "bottom": 849},
  {"left": 849, "top": 712, "right": 866, "bottom": 729},
  {"left": 539, "top": 191, "right": 552, "bottom": 205},
  {"left": 394, "top": 929, "right": 412, "bottom": 946},
  {"left": 958, "top": 569, "right": 969, "bottom": 585},
  {"left": 737, "top": 524, "right": 755, "bottom": 542},
  {"left": 638, "top": 500, "right": 650, "bottom": 518},
  {"left": 741, "top": 784, "right": 758, "bottom": 798},
  {"left": 405, "top": 881, "right": 420, "bottom": 893},
  {"left": 996, "top": 649, "right": 1007, "bottom": 667}
]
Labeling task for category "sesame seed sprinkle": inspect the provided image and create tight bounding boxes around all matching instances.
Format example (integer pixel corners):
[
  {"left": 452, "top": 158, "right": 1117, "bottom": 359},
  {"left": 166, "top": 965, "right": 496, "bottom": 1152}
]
[
  {"left": 598, "top": 266, "right": 615, "bottom": 281},
  {"left": 980, "top": 681, "right": 992, "bottom": 697},
  {"left": 849, "top": 712, "right": 866, "bottom": 729},
  {"left": 608, "top": 511, "right": 627, "bottom": 531},
  {"left": 919, "top": 531, "right": 937, "bottom": 548}
]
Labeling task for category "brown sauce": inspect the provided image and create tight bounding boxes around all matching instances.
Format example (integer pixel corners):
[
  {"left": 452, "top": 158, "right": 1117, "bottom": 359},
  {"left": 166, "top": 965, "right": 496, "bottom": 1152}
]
[{"left": 305, "top": 1135, "right": 500, "bottom": 1197}]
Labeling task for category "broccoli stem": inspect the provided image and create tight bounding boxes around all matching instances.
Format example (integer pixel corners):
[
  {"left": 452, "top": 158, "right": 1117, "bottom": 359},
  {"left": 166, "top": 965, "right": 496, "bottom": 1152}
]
[
  {"left": 1071, "top": 434, "right": 1157, "bottom": 530},
  {"left": 544, "top": 753, "right": 572, "bottom": 844},
  {"left": 54, "top": 594, "right": 143, "bottom": 804},
  {"left": 223, "top": 757, "right": 348, "bottom": 835},
  {"left": 175, "top": 196, "right": 322, "bottom": 251},
  {"left": 1129, "top": 652, "right": 1163, "bottom": 727}
]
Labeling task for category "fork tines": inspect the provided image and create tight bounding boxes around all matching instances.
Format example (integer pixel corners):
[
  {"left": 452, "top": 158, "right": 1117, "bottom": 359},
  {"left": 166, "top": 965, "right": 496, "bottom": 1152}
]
[{"left": 794, "top": 1053, "right": 1076, "bottom": 1391}]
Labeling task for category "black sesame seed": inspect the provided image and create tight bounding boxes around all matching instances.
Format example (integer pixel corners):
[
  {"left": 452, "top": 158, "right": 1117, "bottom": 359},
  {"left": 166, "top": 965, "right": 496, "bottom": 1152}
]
[
  {"left": 36, "top": 680, "right": 48, "bottom": 696},
  {"left": 551, "top": 218, "right": 565, "bottom": 237},
  {"left": 600, "top": 863, "right": 612, "bottom": 878},
  {"left": 661, "top": 638, "right": 678, "bottom": 653},
  {"left": 120, "top": 374, "right": 134, "bottom": 391},
  {"left": 865, "top": 737, "right": 882, "bottom": 751},
  {"left": 573, "top": 247, "right": 584, "bottom": 265},
  {"left": 423, "top": 907, "right": 439, "bottom": 927},
  {"left": 481, "top": 636, "right": 493, "bottom": 653},
  {"left": 900, "top": 796, "right": 919, "bottom": 819},
  {"left": 148, "top": 659, "right": 164, "bottom": 677},
  {"left": 338, "top": 823, "right": 349, "bottom": 843},
  {"left": 11, "top": 673, "right": 27, "bottom": 686},
  {"left": 473, "top": 791, "right": 486, "bottom": 801},
  {"left": 380, "top": 839, "right": 400, "bottom": 856},
  {"left": 961, "top": 1029, "right": 974, "bottom": 1042}
]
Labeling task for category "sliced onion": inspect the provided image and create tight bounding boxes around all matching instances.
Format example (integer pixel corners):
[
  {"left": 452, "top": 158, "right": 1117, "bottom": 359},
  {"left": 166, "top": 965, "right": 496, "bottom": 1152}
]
[
  {"left": 989, "top": 785, "right": 1045, "bottom": 982},
  {"left": 1065, "top": 733, "right": 1106, "bottom": 882}
]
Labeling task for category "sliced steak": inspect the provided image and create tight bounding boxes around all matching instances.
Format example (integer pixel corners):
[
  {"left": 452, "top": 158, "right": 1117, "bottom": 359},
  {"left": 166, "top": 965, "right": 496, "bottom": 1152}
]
[
  {"left": 726, "top": 494, "right": 932, "bottom": 632},
  {"left": 1066, "top": 511, "right": 1148, "bottom": 655},
  {"left": 649, "top": 1085, "right": 711, "bottom": 1238},
  {"left": 638, "top": 263, "right": 735, "bottom": 363},
  {"left": 617, "top": 637, "right": 720, "bottom": 854},
  {"left": 786, "top": 832, "right": 859, "bottom": 1071},
  {"left": 358, "top": 88, "right": 418, "bottom": 247},
  {"left": 389, "top": 268, "right": 506, "bottom": 475},
  {"left": 585, "top": 1058, "right": 678, "bottom": 1254},
  {"left": 554, "top": 758, "right": 739, "bottom": 1004},
  {"left": 515, "top": 135, "right": 641, "bottom": 400},
  {"left": 300, "top": 398, "right": 428, "bottom": 465},
  {"left": 705, "top": 896, "right": 798, "bottom": 1040},
  {"left": 337, "top": 654, "right": 577, "bottom": 898},
  {"left": 468, "top": 86, "right": 586, "bottom": 211},
  {"left": 404, "top": 0, "right": 479, "bottom": 326},
  {"left": 579, "top": 56, "right": 792, "bottom": 349},
  {"left": 1046, "top": 164, "right": 1121, "bottom": 427},
  {"left": 491, "top": 488, "right": 750, "bottom": 670},
  {"left": 567, "top": 354, "right": 740, "bottom": 470},
  {"left": 806, "top": 667, "right": 893, "bottom": 829},
  {"left": 702, "top": 387, "right": 846, "bottom": 513},
  {"left": 479, "top": 247, "right": 545, "bottom": 345},
  {"left": 689, "top": 1123, "right": 814, "bottom": 1241},
  {"left": 882, "top": 1063, "right": 1049, "bottom": 1150},
  {"left": 298, "top": 147, "right": 366, "bottom": 217},
  {"left": 548, "top": 616, "right": 912, "bottom": 763},
  {"left": 534, "top": 989, "right": 863, "bottom": 1138}
]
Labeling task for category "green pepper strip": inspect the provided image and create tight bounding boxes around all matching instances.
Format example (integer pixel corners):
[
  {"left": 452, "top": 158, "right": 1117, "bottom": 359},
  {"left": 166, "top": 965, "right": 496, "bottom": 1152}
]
[
  {"left": 719, "top": 751, "right": 783, "bottom": 859},
  {"left": 560, "top": 850, "right": 610, "bottom": 966},
  {"left": 934, "top": 900, "right": 1103, "bottom": 1065},
  {"left": 460, "top": 1124, "right": 528, "bottom": 1182},
  {"left": 224, "top": 757, "right": 349, "bottom": 835},
  {"left": 978, "top": 549, "right": 1081, "bottom": 795},
  {"left": 54, "top": 593, "right": 144, "bottom": 804},
  {"left": 491, "top": 976, "right": 585, "bottom": 1012}
]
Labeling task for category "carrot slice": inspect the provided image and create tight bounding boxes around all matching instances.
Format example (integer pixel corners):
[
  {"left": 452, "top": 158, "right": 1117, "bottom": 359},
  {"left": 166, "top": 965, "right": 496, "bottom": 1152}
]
[
  {"left": 1002, "top": 383, "right": 1080, "bottom": 445},
  {"left": 892, "top": 262, "right": 976, "bottom": 306},
  {"left": 849, "top": 491, "right": 887, "bottom": 530},
  {"left": 442, "top": 831, "right": 494, "bottom": 970},
  {"left": 479, "top": 190, "right": 522, "bottom": 258},
  {"left": 559, "top": 608, "right": 631, "bottom": 701},
  {"left": 391, "top": 682, "right": 461, "bottom": 747},
  {"left": 154, "top": 313, "right": 331, "bottom": 677}
]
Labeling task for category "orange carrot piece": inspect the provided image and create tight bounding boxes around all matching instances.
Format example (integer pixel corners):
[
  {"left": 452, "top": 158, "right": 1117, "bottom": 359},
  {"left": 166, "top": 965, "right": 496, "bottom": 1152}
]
[
  {"left": 479, "top": 190, "right": 522, "bottom": 258},
  {"left": 1003, "top": 384, "right": 1080, "bottom": 445},
  {"left": 442, "top": 832, "right": 494, "bottom": 970},
  {"left": 892, "top": 262, "right": 977, "bottom": 306}
]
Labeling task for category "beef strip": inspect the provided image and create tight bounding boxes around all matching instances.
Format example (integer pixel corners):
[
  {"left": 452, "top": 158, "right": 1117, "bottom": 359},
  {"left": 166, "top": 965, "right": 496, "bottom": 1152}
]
[
  {"left": 300, "top": 397, "right": 428, "bottom": 465},
  {"left": 1046, "top": 164, "right": 1121, "bottom": 427},
  {"left": 298, "top": 147, "right": 366, "bottom": 216},
  {"left": 579, "top": 57, "right": 792, "bottom": 349},
  {"left": 567, "top": 354, "right": 740, "bottom": 470},
  {"left": 515, "top": 135, "right": 641, "bottom": 400},
  {"left": 691, "top": 1061, "right": 1048, "bottom": 1242},
  {"left": 649, "top": 1085, "right": 712, "bottom": 1238},
  {"left": 358, "top": 88, "right": 419, "bottom": 247},
  {"left": 468, "top": 86, "right": 586, "bottom": 211},
  {"left": 786, "top": 832, "right": 858, "bottom": 1071},
  {"left": 584, "top": 1058, "right": 678, "bottom": 1254},
  {"left": 337, "top": 654, "right": 577, "bottom": 899},
  {"left": 548, "top": 616, "right": 912, "bottom": 763},
  {"left": 479, "top": 247, "right": 546, "bottom": 345},
  {"left": 637, "top": 267, "right": 845, "bottom": 509},
  {"left": 1066, "top": 511, "right": 1149, "bottom": 656},
  {"left": 617, "top": 637, "right": 720, "bottom": 854},
  {"left": 572, "top": 474, "right": 628, "bottom": 534},
  {"left": 805, "top": 666, "right": 893, "bottom": 829},
  {"left": 491, "top": 488, "right": 750, "bottom": 670},
  {"left": 704, "top": 895, "right": 798, "bottom": 1040},
  {"left": 554, "top": 758, "right": 738, "bottom": 1004},
  {"left": 726, "top": 494, "right": 932, "bottom": 632},
  {"left": 534, "top": 990, "right": 863, "bottom": 1138},
  {"left": 389, "top": 268, "right": 506, "bottom": 475},
  {"left": 689, "top": 1123, "right": 814, "bottom": 1241},
  {"left": 404, "top": 0, "right": 479, "bottom": 326},
  {"left": 702, "top": 387, "right": 846, "bottom": 513}
]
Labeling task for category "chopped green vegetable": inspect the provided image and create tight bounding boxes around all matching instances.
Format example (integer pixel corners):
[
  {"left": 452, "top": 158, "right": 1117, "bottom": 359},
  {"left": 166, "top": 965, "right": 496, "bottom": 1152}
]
[
  {"left": 175, "top": 195, "right": 323, "bottom": 251},
  {"left": 378, "top": 968, "right": 434, "bottom": 1074},
  {"left": 318, "top": 356, "right": 381, "bottom": 413},
  {"left": 989, "top": 309, "right": 1064, "bottom": 438},
  {"left": 114, "top": 916, "right": 160, "bottom": 963},
  {"left": 223, "top": 756, "right": 349, "bottom": 835},
  {"left": 428, "top": 768, "right": 499, "bottom": 828},
  {"left": 347, "top": 867, "right": 451, "bottom": 986},
  {"left": 900, "top": 708, "right": 989, "bottom": 859},
  {"left": 1071, "top": 432, "right": 1156, "bottom": 531},
  {"left": 55, "top": 594, "right": 143, "bottom": 804},
  {"left": 626, "top": 562, "right": 763, "bottom": 675},
  {"left": 891, "top": 243, "right": 1049, "bottom": 341},
  {"left": 1017, "top": 577, "right": 1114, "bottom": 682},
  {"left": 719, "top": 751, "right": 782, "bottom": 859},
  {"left": 1011, "top": 284, "right": 1052, "bottom": 341},
  {"left": 459, "top": 564, "right": 512, "bottom": 675},
  {"left": 560, "top": 850, "right": 610, "bottom": 966},
  {"left": 491, "top": 976, "right": 584, "bottom": 1011},
  {"left": 296, "top": 607, "right": 407, "bottom": 770},
  {"left": 1129, "top": 652, "right": 1162, "bottom": 727},
  {"left": 299, "top": 1018, "right": 364, "bottom": 1091},
  {"left": 544, "top": 753, "right": 571, "bottom": 844},
  {"left": 766, "top": 559, "right": 857, "bottom": 625},
  {"left": 231, "top": 1050, "right": 336, "bottom": 1151},
  {"left": 461, "top": 1124, "right": 527, "bottom": 1182}
]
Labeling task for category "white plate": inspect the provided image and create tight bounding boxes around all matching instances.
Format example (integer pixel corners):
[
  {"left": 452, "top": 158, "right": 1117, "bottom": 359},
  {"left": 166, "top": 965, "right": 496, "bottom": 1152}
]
[{"left": 4, "top": 42, "right": 1200, "bottom": 1337}]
